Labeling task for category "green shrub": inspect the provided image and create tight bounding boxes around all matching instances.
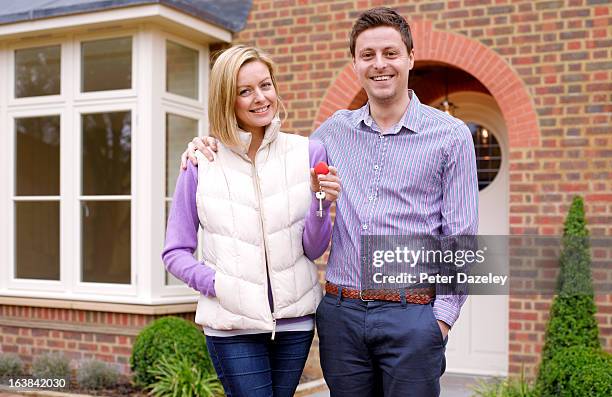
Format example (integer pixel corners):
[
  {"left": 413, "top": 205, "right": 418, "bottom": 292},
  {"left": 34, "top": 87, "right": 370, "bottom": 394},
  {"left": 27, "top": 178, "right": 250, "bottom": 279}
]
[
  {"left": 130, "top": 316, "right": 214, "bottom": 387},
  {"left": 32, "top": 352, "right": 71, "bottom": 379},
  {"left": 0, "top": 353, "right": 24, "bottom": 379},
  {"left": 536, "top": 197, "right": 601, "bottom": 392},
  {"left": 535, "top": 346, "right": 612, "bottom": 397},
  {"left": 471, "top": 371, "right": 534, "bottom": 397},
  {"left": 147, "top": 353, "right": 224, "bottom": 397},
  {"left": 566, "top": 360, "right": 612, "bottom": 397},
  {"left": 76, "top": 360, "right": 120, "bottom": 390}
]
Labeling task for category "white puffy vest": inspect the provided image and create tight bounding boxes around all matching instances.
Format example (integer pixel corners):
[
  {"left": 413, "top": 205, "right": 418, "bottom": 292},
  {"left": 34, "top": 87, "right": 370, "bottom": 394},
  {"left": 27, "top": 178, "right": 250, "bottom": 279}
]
[{"left": 194, "top": 119, "right": 322, "bottom": 331}]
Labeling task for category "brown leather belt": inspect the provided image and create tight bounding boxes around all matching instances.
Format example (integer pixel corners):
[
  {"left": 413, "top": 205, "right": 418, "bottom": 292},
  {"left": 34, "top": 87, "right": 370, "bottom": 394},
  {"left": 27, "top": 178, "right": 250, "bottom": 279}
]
[{"left": 325, "top": 282, "right": 435, "bottom": 304}]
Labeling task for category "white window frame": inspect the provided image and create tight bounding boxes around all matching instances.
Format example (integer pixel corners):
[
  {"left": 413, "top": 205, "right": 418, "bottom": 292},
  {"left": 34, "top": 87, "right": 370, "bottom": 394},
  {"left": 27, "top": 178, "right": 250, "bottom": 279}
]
[
  {"left": 161, "top": 31, "right": 207, "bottom": 109},
  {"left": 159, "top": 105, "right": 205, "bottom": 298},
  {"left": 1, "top": 23, "right": 214, "bottom": 304},
  {"left": 153, "top": 31, "right": 208, "bottom": 300},
  {"left": 6, "top": 107, "right": 67, "bottom": 293},
  {"left": 74, "top": 28, "right": 138, "bottom": 103},
  {"left": 8, "top": 37, "right": 66, "bottom": 106},
  {"left": 71, "top": 101, "right": 138, "bottom": 298}
]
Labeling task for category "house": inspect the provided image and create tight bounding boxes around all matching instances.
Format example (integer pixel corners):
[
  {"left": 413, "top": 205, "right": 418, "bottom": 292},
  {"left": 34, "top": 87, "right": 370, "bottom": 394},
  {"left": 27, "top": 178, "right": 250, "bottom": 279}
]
[
  {"left": 1, "top": 0, "right": 610, "bottom": 382},
  {"left": 0, "top": 0, "right": 250, "bottom": 374}
]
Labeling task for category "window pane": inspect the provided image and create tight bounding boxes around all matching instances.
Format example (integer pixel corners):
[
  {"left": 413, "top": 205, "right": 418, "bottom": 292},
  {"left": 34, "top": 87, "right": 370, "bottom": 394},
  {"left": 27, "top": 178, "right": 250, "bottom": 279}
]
[
  {"left": 81, "top": 201, "right": 130, "bottom": 284},
  {"left": 468, "top": 123, "right": 502, "bottom": 191},
  {"left": 82, "top": 112, "right": 131, "bottom": 195},
  {"left": 166, "top": 114, "right": 198, "bottom": 197},
  {"left": 15, "top": 116, "right": 60, "bottom": 196},
  {"left": 166, "top": 41, "right": 198, "bottom": 99},
  {"left": 15, "top": 201, "right": 59, "bottom": 280},
  {"left": 15, "top": 45, "right": 61, "bottom": 98},
  {"left": 81, "top": 37, "right": 132, "bottom": 92}
]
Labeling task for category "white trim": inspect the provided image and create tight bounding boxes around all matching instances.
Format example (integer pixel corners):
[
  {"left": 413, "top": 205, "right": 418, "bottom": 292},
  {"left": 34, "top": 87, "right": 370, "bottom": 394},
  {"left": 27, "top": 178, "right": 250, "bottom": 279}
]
[
  {"left": 0, "top": 296, "right": 196, "bottom": 315},
  {"left": 135, "top": 24, "right": 159, "bottom": 302},
  {"left": 12, "top": 196, "right": 61, "bottom": 201},
  {"left": 0, "top": 4, "right": 232, "bottom": 43},
  {"left": 7, "top": 38, "right": 65, "bottom": 106},
  {"left": 74, "top": 29, "right": 138, "bottom": 100},
  {"left": 0, "top": 289, "right": 198, "bottom": 305},
  {"left": 162, "top": 33, "right": 207, "bottom": 106},
  {"left": 159, "top": 107, "right": 203, "bottom": 297},
  {"left": 6, "top": 110, "right": 66, "bottom": 292},
  {"left": 0, "top": 43, "right": 7, "bottom": 292},
  {"left": 71, "top": 103, "right": 137, "bottom": 296}
]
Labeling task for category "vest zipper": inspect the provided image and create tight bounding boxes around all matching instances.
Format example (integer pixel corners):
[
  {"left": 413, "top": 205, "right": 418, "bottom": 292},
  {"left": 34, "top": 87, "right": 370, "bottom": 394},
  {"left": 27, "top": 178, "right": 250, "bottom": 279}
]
[{"left": 251, "top": 160, "right": 277, "bottom": 340}]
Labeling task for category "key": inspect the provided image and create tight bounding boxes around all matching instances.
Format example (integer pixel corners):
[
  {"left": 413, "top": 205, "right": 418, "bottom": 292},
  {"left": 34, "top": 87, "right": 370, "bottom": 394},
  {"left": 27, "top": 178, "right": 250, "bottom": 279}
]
[
  {"left": 316, "top": 190, "right": 326, "bottom": 217},
  {"left": 313, "top": 161, "right": 330, "bottom": 218}
]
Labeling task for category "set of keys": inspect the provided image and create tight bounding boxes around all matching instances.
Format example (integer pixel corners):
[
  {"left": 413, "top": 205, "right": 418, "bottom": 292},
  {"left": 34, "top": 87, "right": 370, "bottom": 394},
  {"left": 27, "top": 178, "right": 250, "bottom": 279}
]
[{"left": 314, "top": 161, "right": 330, "bottom": 218}]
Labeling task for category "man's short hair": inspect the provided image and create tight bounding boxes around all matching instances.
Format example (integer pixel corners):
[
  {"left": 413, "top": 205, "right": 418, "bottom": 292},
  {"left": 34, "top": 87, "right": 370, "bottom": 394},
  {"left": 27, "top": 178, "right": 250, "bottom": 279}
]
[{"left": 349, "top": 7, "right": 413, "bottom": 58}]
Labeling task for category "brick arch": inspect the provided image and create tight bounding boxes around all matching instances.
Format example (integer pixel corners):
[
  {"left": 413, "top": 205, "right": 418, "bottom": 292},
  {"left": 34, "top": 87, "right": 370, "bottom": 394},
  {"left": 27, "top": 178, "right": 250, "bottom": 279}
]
[{"left": 314, "top": 20, "right": 540, "bottom": 148}]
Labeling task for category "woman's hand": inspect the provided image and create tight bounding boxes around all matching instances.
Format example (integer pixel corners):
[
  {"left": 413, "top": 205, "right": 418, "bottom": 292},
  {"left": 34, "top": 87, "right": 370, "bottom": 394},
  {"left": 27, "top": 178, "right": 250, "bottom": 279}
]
[
  {"left": 310, "top": 166, "right": 341, "bottom": 202},
  {"left": 180, "top": 136, "right": 219, "bottom": 170}
]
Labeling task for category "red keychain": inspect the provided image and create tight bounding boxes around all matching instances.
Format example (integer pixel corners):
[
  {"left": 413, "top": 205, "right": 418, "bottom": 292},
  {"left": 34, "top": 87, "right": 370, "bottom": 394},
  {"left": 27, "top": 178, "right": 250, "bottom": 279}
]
[{"left": 314, "top": 162, "right": 329, "bottom": 217}]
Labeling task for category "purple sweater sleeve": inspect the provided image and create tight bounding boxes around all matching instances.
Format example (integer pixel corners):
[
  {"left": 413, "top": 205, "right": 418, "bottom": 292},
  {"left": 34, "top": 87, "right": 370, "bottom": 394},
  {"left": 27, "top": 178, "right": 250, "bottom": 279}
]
[
  {"left": 303, "top": 140, "right": 333, "bottom": 260},
  {"left": 162, "top": 163, "right": 216, "bottom": 297}
]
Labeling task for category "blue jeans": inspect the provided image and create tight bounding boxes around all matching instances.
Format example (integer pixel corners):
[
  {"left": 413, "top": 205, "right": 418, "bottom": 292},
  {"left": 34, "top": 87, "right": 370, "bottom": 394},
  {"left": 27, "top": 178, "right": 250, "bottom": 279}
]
[
  {"left": 205, "top": 331, "right": 314, "bottom": 397},
  {"left": 316, "top": 293, "right": 448, "bottom": 397}
]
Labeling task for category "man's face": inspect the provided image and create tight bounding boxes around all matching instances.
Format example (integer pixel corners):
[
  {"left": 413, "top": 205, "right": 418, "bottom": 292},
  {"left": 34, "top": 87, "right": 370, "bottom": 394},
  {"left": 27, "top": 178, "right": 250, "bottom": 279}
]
[{"left": 353, "top": 26, "right": 414, "bottom": 104}]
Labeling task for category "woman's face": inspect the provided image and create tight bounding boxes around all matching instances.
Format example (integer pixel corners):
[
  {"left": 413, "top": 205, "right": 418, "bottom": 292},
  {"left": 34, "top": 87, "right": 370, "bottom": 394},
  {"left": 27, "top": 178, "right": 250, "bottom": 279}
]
[{"left": 234, "top": 60, "right": 278, "bottom": 135}]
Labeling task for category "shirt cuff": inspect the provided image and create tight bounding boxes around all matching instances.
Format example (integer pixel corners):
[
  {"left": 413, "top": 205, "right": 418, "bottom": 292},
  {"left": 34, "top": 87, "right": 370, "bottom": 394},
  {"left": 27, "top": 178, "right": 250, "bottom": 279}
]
[{"left": 432, "top": 298, "right": 460, "bottom": 328}]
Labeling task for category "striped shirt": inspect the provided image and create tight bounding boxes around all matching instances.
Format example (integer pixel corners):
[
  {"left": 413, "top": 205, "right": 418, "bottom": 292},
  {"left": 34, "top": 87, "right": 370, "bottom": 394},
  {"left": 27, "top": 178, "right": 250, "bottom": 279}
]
[{"left": 311, "top": 91, "right": 479, "bottom": 327}]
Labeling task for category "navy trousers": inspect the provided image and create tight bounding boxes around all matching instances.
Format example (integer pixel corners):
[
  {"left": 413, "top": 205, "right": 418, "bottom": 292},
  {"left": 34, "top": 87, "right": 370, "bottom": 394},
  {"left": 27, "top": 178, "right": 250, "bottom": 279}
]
[
  {"left": 205, "top": 330, "right": 314, "bottom": 397},
  {"left": 316, "top": 293, "right": 448, "bottom": 397}
]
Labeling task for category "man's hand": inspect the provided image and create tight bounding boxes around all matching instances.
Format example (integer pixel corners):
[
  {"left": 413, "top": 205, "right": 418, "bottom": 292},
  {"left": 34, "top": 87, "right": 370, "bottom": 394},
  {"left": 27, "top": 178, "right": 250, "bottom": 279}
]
[
  {"left": 310, "top": 166, "right": 341, "bottom": 203},
  {"left": 437, "top": 320, "right": 450, "bottom": 340},
  {"left": 180, "top": 136, "right": 218, "bottom": 170}
]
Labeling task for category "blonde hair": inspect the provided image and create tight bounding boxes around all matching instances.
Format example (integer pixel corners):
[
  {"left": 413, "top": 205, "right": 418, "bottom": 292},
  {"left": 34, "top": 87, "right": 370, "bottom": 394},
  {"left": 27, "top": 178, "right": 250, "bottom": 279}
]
[{"left": 208, "top": 45, "right": 284, "bottom": 147}]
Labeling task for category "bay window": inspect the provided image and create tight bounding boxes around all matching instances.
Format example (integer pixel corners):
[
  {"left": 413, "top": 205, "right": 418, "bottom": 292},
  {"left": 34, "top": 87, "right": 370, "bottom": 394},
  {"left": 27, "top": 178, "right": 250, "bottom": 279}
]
[{"left": 2, "top": 28, "right": 208, "bottom": 303}]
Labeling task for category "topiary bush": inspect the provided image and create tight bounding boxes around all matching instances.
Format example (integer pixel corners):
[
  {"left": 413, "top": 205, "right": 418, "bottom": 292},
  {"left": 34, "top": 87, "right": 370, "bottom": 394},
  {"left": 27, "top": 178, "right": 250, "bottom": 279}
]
[
  {"left": 76, "top": 359, "right": 120, "bottom": 390},
  {"left": 32, "top": 352, "right": 71, "bottom": 380},
  {"left": 130, "top": 316, "right": 214, "bottom": 387},
  {"left": 147, "top": 352, "right": 223, "bottom": 397},
  {"left": 0, "top": 353, "right": 24, "bottom": 379},
  {"left": 535, "top": 346, "right": 612, "bottom": 397},
  {"left": 536, "top": 197, "right": 601, "bottom": 395}
]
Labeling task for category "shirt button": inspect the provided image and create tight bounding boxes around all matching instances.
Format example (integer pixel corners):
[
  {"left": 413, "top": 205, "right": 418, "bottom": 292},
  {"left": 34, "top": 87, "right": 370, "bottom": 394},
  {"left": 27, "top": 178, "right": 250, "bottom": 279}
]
[
  {"left": 368, "top": 196, "right": 374, "bottom": 201},
  {"left": 362, "top": 224, "right": 368, "bottom": 230},
  {"left": 374, "top": 165, "right": 379, "bottom": 170}
]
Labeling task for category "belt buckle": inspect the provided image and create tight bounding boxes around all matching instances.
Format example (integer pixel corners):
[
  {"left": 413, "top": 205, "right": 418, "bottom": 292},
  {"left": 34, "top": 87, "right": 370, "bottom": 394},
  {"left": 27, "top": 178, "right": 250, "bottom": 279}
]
[{"left": 359, "top": 289, "right": 375, "bottom": 302}]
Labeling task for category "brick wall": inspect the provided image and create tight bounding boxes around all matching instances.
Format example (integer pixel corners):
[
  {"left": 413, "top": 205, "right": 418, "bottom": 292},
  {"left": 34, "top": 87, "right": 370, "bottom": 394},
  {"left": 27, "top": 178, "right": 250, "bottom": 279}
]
[
  {"left": 0, "top": 304, "right": 194, "bottom": 375},
  {"left": 233, "top": 0, "right": 612, "bottom": 378}
]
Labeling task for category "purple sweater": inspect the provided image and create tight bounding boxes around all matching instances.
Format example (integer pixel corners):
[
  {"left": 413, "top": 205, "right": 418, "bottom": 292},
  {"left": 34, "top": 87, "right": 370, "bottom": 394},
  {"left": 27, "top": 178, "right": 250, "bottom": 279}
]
[{"left": 162, "top": 140, "right": 332, "bottom": 307}]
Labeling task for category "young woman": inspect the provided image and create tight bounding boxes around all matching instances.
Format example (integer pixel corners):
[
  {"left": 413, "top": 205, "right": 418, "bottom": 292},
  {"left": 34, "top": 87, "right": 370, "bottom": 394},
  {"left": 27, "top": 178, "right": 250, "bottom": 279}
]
[{"left": 162, "top": 45, "right": 340, "bottom": 397}]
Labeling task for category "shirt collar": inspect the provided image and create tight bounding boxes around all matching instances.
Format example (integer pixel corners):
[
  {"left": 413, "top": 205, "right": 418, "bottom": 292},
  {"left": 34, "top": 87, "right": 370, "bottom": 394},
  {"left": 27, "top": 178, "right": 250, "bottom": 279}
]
[
  {"left": 353, "top": 90, "right": 423, "bottom": 135},
  {"left": 232, "top": 116, "right": 281, "bottom": 156}
]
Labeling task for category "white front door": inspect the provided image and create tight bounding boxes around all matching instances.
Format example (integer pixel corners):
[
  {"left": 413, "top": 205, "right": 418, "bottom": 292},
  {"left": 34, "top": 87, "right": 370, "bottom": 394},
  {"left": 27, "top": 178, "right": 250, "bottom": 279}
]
[{"left": 441, "top": 92, "right": 510, "bottom": 376}]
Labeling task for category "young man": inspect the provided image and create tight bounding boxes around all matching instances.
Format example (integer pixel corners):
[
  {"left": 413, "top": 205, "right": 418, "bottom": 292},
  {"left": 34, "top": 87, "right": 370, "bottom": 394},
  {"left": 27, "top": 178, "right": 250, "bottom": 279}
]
[{"left": 182, "top": 7, "right": 478, "bottom": 397}]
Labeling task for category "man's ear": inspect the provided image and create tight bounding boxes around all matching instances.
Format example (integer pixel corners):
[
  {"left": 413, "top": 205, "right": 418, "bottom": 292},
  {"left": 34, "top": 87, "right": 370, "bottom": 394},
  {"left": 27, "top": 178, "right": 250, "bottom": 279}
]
[{"left": 408, "top": 49, "right": 415, "bottom": 70}]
